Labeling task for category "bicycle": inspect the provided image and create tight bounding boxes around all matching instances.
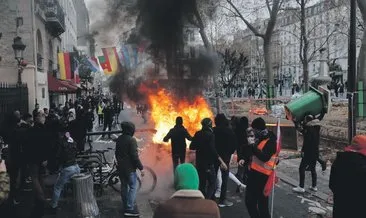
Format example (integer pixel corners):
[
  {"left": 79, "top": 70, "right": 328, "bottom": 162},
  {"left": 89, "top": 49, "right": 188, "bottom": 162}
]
[{"left": 76, "top": 148, "right": 157, "bottom": 197}]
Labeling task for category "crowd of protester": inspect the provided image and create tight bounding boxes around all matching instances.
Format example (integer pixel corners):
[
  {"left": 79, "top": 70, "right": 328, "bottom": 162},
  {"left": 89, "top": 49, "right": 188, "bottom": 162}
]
[{"left": 0, "top": 94, "right": 123, "bottom": 217}]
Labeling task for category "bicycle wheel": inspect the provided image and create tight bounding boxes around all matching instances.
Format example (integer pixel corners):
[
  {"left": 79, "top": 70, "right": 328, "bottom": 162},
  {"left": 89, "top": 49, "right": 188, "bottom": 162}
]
[
  {"left": 82, "top": 160, "right": 103, "bottom": 183},
  {"left": 137, "top": 166, "right": 157, "bottom": 194},
  {"left": 108, "top": 170, "right": 142, "bottom": 193}
]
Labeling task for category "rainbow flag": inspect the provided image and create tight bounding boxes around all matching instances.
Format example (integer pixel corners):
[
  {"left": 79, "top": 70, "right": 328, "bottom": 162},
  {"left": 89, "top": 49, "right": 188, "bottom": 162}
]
[
  {"left": 58, "top": 52, "right": 72, "bottom": 80},
  {"left": 98, "top": 47, "right": 120, "bottom": 75}
]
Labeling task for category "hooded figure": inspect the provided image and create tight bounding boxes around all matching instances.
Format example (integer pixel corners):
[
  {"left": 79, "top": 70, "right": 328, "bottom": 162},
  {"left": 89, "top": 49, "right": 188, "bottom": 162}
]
[
  {"left": 115, "top": 121, "right": 144, "bottom": 217},
  {"left": 190, "top": 118, "right": 227, "bottom": 200},
  {"left": 293, "top": 115, "right": 326, "bottom": 194},
  {"left": 153, "top": 163, "right": 220, "bottom": 218},
  {"left": 164, "top": 117, "right": 193, "bottom": 173},
  {"left": 330, "top": 135, "right": 366, "bottom": 218}
]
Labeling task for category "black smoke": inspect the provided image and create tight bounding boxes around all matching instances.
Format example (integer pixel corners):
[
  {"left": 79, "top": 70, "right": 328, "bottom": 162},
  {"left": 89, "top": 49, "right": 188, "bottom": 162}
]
[{"left": 107, "top": 0, "right": 219, "bottom": 101}]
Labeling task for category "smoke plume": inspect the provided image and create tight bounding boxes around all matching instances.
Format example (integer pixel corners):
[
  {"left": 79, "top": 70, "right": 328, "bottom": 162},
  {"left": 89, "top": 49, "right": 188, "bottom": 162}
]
[{"left": 103, "top": 0, "right": 220, "bottom": 101}]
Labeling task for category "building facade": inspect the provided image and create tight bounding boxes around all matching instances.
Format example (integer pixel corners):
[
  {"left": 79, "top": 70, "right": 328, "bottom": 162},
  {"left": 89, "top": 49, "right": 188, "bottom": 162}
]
[
  {"left": 74, "top": 0, "right": 91, "bottom": 56},
  {"left": 59, "top": 0, "right": 77, "bottom": 52},
  {"left": 0, "top": 0, "right": 65, "bottom": 111}
]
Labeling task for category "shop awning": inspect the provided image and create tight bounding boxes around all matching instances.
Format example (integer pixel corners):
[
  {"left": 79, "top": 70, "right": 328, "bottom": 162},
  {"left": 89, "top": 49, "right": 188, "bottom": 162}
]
[{"left": 48, "top": 74, "right": 78, "bottom": 93}]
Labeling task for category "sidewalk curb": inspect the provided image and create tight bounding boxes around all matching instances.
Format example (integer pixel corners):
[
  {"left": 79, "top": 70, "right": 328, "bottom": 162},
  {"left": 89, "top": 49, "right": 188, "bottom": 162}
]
[{"left": 277, "top": 171, "right": 331, "bottom": 203}]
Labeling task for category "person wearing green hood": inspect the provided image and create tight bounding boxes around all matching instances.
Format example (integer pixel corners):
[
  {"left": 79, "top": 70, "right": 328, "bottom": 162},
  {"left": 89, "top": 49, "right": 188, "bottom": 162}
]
[{"left": 153, "top": 163, "right": 220, "bottom": 218}]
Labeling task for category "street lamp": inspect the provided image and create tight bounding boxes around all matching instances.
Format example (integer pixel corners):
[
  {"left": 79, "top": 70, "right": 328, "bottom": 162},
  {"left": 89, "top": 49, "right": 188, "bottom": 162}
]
[{"left": 12, "top": 36, "right": 26, "bottom": 85}]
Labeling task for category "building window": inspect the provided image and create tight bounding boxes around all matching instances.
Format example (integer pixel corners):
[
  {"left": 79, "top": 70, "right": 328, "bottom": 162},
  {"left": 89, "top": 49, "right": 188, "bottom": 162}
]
[{"left": 42, "top": 88, "right": 45, "bottom": 99}]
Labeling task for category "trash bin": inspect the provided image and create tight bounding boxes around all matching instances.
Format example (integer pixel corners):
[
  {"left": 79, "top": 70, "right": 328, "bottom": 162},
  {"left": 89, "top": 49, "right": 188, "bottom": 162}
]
[
  {"left": 72, "top": 173, "right": 99, "bottom": 217},
  {"left": 284, "top": 86, "right": 325, "bottom": 122}
]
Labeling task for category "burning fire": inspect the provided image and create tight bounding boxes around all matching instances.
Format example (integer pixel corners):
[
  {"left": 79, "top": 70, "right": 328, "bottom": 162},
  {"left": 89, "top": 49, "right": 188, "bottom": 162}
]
[{"left": 148, "top": 89, "right": 213, "bottom": 144}]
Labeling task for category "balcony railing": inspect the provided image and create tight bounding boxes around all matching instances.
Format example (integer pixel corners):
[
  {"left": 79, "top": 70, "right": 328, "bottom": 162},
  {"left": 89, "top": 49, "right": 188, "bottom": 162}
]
[{"left": 45, "top": 0, "right": 65, "bottom": 37}]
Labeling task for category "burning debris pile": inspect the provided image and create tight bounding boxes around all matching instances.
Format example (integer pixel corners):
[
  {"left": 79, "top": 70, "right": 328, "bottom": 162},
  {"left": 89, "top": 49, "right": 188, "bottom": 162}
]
[{"left": 104, "top": 0, "right": 219, "bottom": 143}]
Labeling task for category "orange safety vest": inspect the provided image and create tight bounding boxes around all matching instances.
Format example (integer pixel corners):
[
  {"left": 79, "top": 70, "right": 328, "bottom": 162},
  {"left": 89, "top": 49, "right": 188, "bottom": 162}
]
[{"left": 250, "top": 139, "right": 278, "bottom": 176}]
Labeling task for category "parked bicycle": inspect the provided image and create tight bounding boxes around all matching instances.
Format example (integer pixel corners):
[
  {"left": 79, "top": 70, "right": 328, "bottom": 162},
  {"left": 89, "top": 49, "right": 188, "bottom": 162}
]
[{"left": 76, "top": 147, "right": 157, "bottom": 197}]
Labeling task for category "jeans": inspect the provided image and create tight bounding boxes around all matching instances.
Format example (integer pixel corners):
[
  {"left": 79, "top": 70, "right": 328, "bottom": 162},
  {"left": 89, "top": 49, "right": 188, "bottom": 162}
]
[
  {"left": 197, "top": 165, "right": 216, "bottom": 200},
  {"left": 51, "top": 164, "right": 80, "bottom": 208},
  {"left": 299, "top": 157, "right": 317, "bottom": 188},
  {"left": 245, "top": 170, "right": 270, "bottom": 218},
  {"left": 172, "top": 153, "right": 185, "bottom": 173},
  {"left": 119, "top": 171, "right": 138, "bottom": 211}
]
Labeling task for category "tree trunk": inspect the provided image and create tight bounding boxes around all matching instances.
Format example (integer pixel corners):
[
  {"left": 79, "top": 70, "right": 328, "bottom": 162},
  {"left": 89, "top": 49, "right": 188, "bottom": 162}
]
[
  {"left": 358, "top": 0, "right": 366, "bottom": 83},
  {"left": 263, "top": 39, "right": 274, "bottom": 86},
  {"left": 300, "top": 0, "right": 310, "bottom": 92}
]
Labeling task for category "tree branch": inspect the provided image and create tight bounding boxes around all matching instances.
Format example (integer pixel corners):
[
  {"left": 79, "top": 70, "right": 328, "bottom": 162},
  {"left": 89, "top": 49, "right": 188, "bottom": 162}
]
[
  {"left": 266, "top": 0, "right": 272, "bottom": 14},
  {"left": 226, "top": 0, "right": 265, "bottom": 38}
]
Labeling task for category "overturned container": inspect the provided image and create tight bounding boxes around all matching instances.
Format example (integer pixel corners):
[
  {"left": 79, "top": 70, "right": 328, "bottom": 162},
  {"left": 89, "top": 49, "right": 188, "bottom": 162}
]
[{"left": 285, "top": 86, "right": 330, "bottom": 122}]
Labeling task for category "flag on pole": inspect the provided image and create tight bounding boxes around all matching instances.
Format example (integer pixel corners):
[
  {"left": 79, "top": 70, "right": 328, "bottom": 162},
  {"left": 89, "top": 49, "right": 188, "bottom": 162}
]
[
  {"left": 58, "top": 52, "right": 71, "bottom": 80},
  {"left": 69, "top": 52, "right": 79, "bottom": 80},
  {"left": 74, "top": 66, "right": 80, "bottom": 84},
  {"left": 86, "top": 57, "right": 99, "bottom": 72},
  {"left": 121, "top": 45, "right": 131, "bottom": 69},
  {"left": 264, "top": 119, "right": 281, "bottom": 197},
  {"left": 98, "top": 47, "right": 120, "bottom": 75}
]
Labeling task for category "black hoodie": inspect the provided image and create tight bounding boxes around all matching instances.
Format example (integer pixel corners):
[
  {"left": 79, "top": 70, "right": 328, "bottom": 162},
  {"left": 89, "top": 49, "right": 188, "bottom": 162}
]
[
  {"left": 329, "top": 152, "right": 366, "bottom": 218},
  {"left": 163, "top": 125, "right": 192, "bottom": 155},
  {"left": 115, "top": 122, "right": 143, "bottom": 174}
]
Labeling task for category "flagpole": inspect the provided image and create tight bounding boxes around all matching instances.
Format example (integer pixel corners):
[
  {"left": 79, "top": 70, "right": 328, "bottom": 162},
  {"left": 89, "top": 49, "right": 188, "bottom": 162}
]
[{"left": 271, "top": 118, "right": 281, "bottom": 218}]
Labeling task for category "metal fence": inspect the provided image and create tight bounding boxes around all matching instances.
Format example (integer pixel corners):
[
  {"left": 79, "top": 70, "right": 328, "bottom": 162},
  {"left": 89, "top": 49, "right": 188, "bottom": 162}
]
[{"left": 0, "top": 83, "right": 29, "bottom": 124}]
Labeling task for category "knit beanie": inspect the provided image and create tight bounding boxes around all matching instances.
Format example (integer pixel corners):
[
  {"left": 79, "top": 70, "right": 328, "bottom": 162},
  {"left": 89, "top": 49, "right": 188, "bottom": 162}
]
[
  {"left": 251, "top": 117, "right": 266, "bottom": 130},
  {"left": 174, "top": 163, "right": 199, "bottom": 191}
]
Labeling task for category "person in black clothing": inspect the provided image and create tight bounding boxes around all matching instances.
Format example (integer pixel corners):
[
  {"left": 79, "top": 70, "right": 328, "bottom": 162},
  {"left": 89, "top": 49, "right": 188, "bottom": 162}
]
[
  {"left": 163, "top": 117, "right": 193, "bottom": 173},
  {"left": 245, "top": 117, "right": 277, "bottom": 218},
  {"left": 32, "top": 103, "right": 40, "bottom": 119},
  {"left": 45, "top": 109, "right": 61, "bottom": 173},
  {"left": 50, "top": 131, "right": 80, "bottom": 211},
  {"left": 8, "top": 113, "right": 33, "bottom": 204},
  {"left": 25, "top": 110, "right": 50, "bottom": 218},
  {"left": 102, "top": 102, "right": 114, "bottom": 139},
  {"left": 68, "top": 109, "right": 88, "bottom": 152},
  {"left": 235, "top": 117, "right": 250, "bottom": 185},
  {"left": 86, "top": 108, "right": 95, "bottom": 142},
  {"left": 115, "top": 122, "right": 144, "bottom": 217},
  {"left": 190, "top": 118, "right": 227, "bottom": 200},
  {"left": 213, "top": 114, "right": 237, "bottom": 207},
  {"left": 329, "top": 135, "right": 366, "bottom": 218},
  {"left": 293, "top": 115, "right": 326, "bottom": 193}
]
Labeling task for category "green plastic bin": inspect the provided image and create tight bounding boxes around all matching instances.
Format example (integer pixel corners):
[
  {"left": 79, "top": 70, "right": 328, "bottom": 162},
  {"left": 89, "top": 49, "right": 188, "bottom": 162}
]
[{"left": 285, "top": 87, "right": 325, "bottom": 122}]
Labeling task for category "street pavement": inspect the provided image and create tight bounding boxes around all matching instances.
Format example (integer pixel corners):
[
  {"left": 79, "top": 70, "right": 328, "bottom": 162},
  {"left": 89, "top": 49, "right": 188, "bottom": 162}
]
[{"left": 2, "top": 106, "right": 334, "bottom": 218}]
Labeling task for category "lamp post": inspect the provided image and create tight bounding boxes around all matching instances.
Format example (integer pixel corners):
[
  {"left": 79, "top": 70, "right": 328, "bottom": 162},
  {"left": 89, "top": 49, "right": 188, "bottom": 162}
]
[{"left": 12, "top": 36, "right": 26, "bottom": 85}]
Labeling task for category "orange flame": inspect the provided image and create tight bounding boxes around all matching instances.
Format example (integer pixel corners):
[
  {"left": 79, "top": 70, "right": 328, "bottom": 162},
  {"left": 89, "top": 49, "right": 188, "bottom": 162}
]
[{"left": 148, "top": 89, "right": 213, "bottom": 144}]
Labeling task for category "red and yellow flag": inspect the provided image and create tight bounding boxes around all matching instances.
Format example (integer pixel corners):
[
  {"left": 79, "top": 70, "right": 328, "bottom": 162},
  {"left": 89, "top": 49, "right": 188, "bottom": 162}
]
[
  {"left": 58, "top": 52, "right": 72, "bottom": 80},
  {"left": 98, "top": 47, "right": 120, "bottom": 75}
]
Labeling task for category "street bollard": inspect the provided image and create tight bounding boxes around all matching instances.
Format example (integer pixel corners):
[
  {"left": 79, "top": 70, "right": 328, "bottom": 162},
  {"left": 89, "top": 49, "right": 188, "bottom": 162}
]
[{"left": 72, "top": 173, "right": 99, "bottom": 217}]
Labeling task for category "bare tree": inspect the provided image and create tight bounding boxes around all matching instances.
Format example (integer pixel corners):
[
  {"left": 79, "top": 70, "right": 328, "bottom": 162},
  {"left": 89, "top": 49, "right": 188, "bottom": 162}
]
[
  {"left": 279, "top": 0, "right": 344, "bottom": 91},
  {"left": 224, "top": 0, "right": 283, "bottom": 92},
  {"left": 358, "top": 0, "right": 366, "bottom": 83},
  {"left": 218, "top": 49, "right": 248, "bottom": 88}
]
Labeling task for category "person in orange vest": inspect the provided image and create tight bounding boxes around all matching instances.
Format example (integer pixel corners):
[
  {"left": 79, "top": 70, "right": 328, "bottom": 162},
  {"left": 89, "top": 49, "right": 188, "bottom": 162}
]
[{"left": 245, "top": 117, "right": 277, "bottom": 218}]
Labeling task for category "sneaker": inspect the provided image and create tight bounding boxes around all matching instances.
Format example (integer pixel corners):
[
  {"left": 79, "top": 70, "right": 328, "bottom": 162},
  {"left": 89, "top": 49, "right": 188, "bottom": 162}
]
[
  {"left": 218, "top": 200, "right": 234, "bottom": 208},
  {"left": 309, "top": 186, "right": 318, "bottom": 192},
  {"left": 124, "top": 209, "right": 140, "bottom": 217},
  {"left": 13, "top": 199, "right": 20, "bottom": 205},
  {"left": 292, "top": 187, "right": 305, "bottom": 193},
  {"left": 214, "top": 191, "right": 221, "bottom": 198}
]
